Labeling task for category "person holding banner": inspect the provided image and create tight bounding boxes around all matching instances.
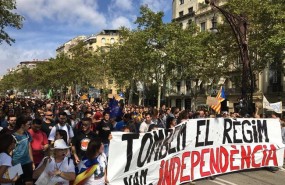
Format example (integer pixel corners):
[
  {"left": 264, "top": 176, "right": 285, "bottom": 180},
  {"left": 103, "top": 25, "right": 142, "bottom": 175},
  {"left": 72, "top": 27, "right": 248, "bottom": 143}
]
[
  {"left": 74, "top": 137, "right": 108, "bottom": 185},
  {"left": 139, "top": 113, "right": 153, "bottom": 133},
  {"left": 166, "top": 117, "right": 177, "bottom": 129}
]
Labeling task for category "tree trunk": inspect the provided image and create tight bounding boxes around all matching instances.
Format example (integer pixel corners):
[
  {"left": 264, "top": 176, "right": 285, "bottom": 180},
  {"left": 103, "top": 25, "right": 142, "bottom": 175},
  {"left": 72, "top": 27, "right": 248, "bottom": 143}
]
[
  {"left": 138, "top": 91, "right": 142, "bottom": 106},
  {"left": 157, "top": 85, "right": 161, "bottom": 109},
  {"left": 162, "top": 75, "right": 167, "bottom": 106},
  {"left": 128, "top": 79, "right": 134, "bottom": 105}
]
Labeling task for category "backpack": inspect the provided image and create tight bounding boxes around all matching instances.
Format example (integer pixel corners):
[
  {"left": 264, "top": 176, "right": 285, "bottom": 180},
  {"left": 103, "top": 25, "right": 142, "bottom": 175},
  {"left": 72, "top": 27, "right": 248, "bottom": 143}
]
[{"left": 12, "top": 131, "right": 31, "bottom": 144}]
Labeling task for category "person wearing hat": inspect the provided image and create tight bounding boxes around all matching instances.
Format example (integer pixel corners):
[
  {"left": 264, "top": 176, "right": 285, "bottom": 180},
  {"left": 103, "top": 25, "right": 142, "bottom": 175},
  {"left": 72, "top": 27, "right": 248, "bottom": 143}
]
[{"left": 33, "top": 139, "right": 75, "bottom": 185}]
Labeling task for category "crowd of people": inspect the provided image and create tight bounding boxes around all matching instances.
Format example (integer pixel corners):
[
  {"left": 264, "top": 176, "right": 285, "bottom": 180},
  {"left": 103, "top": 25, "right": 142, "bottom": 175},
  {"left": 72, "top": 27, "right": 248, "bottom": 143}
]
[{"left": 0, "top": 97, "right": 284, "bottom": 185}]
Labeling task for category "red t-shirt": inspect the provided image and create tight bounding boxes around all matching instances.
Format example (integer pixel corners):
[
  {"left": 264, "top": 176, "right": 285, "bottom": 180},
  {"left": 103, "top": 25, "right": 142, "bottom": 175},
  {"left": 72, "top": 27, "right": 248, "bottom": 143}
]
[
  {"left": 28, "top": 129, "right": 48, "bottom": 165},
  {"left": 94, "top": 112, "right": 103, "bottom": 120}
]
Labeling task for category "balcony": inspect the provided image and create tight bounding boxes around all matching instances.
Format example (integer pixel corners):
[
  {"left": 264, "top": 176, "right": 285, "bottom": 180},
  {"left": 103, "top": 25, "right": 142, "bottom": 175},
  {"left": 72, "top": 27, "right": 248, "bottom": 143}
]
[
  {"left": 173, "top": 11, "right": 195, "bottom": 22},
  {"left": 226, "top": 88, "right": 241, "bottom": 95},
  {"left": 267, "top": 85, "right": 283, "bottom": 93}
]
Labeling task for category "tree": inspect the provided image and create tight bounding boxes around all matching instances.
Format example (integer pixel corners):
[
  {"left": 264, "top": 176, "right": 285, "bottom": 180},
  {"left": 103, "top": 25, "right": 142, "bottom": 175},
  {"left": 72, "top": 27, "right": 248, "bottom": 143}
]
[
  {"left": 134, "top": 6, "right": 208, "bottom": 108},
  {"left": 205, "top": 0, "right": 285, "bottom": 78},
  {"left": 107, "top": 6, "right": 206, "bottom": 107},
  {"left": 107, "top": 28, "right": 148, "bottom": 104},
  {"left": 0, "top": 0, "right": 24, "bottom": 45}
]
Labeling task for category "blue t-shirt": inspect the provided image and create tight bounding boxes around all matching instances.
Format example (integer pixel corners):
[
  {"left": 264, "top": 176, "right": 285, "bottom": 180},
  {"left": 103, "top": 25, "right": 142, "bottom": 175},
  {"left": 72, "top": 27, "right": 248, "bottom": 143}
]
[
  {"left": 115, "top": 120, "right": 127, "bottom": 131},
  {"left": 12, "top": 132, "right": 32, "bottom": 165}
]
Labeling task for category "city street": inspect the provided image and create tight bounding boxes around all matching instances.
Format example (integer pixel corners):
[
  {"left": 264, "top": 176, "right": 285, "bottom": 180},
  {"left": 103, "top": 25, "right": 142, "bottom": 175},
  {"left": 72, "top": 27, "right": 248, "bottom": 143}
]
[{"left": 188, "top": 167, "right": 285, "bottom": 185}]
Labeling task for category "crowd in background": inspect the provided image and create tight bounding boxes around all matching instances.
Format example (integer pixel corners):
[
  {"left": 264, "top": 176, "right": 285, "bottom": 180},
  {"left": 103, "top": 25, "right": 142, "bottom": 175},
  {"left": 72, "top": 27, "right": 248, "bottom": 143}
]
[{"left": 0, "top": 97, "right": 284, "bottom": 185}]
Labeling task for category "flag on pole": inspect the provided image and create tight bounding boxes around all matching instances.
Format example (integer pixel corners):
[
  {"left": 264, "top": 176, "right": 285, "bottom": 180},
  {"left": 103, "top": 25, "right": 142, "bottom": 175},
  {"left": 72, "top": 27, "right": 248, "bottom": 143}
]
[
  {"left": 46, "top": 89, "right": 52, "bottom": 99},
  {"left": 211, "top": 86, "right": 226, "bottom": 114}
]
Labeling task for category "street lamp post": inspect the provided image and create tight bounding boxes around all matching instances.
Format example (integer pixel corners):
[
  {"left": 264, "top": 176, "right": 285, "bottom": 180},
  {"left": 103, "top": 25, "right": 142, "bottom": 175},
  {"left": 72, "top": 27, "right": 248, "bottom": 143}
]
[{"left": 205, "top": 0, "right": 254, "bottom": 116}]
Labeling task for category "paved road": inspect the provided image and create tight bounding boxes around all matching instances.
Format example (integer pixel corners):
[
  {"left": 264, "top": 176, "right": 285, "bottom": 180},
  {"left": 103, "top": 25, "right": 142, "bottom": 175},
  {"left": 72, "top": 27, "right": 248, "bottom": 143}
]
[{"left": 184, "top": 167, "right": 285, "bottom": 185}]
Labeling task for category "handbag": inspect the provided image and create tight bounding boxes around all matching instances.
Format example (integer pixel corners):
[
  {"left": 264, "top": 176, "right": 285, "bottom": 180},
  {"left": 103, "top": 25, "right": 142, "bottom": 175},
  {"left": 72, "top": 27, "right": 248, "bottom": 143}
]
[{"left": 35, "top": 169, "right": 53, "bottom": 185}]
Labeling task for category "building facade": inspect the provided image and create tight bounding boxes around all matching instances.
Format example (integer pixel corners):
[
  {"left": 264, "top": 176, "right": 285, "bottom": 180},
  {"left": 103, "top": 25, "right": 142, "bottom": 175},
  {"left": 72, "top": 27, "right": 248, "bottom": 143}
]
[
  {"left": 55, "top": 30, "right": 121, "bottom": 98},
  {"left": 171, "top": 0, "right": 284, "bottom": 114}
]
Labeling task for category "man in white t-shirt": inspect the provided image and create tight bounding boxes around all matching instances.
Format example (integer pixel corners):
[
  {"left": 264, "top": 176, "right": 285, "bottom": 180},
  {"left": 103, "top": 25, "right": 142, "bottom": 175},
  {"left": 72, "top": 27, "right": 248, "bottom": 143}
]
[
  {"left": 139, "top": 113, "right": 153, "bottom": 133},
  {"left": 48, "top": 112, "right": 74, "bottom": 144}
]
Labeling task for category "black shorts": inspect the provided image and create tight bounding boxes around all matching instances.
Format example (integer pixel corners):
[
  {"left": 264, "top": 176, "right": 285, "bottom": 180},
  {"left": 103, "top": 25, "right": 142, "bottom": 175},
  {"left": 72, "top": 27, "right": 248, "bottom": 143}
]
[{"left": 15, "top": 162, "right": 33, "bottom": 184}]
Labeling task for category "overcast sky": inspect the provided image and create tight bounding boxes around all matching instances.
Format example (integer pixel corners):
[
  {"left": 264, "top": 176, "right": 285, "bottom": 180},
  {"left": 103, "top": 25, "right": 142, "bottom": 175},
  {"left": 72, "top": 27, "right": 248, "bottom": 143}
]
[{"left": 0, "top": 0, "right": 172, "bottom": 76}]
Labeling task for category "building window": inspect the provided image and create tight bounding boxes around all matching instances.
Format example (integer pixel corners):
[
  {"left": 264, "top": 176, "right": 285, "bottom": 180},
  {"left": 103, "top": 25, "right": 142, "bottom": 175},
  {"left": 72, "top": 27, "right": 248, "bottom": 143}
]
[
  {"left": 110, "top": 38, "right": 115, "bottom": 44},
  {"left": 187, "top": 19, "right": 192, "bottom": 26},
  {"left": 101, "top": 38, "right": 106, "bottom": 43},
  {"left": 179, "top": 11, "right": 184, "bottom": 17},
  {"left": 177, "top": 82, "right": 181, "bottom": 92},
  {"left": 200, "top": 22, "right": 206, "bottom": 31},
  {"left": 176, "top": 99, "right": 182, "bottom": 110},
  {"left": 188, "top": 7, "right": 193, "bottom": 13},
  {"left": 186, "top": 80, "right": 191, "bottom": 91},
  {"left": 179, "top": 0, "right": 184, "bottom": 5},
  {"left": 273, "top": 70, "right": 278, "bottom": 83}
]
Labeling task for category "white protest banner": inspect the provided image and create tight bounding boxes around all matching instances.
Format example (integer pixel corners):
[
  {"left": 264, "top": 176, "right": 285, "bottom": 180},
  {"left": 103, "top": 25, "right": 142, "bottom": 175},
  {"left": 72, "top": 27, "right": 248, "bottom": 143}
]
[
  {"left": 107, "top": 118, "right": 284, "bottom": 185},
  {"left": 268, "top": 102, "right": 282, "bottom": 114},
  {"left": 263, "top": 95, "right": 282, "bottom": 113}
]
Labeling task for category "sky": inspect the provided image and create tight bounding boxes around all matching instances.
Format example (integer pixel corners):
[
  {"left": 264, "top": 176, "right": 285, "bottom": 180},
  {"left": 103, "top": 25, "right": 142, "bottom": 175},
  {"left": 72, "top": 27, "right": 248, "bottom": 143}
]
[{"left": 0, "top": 0, "right": 172, "bottom": 76}]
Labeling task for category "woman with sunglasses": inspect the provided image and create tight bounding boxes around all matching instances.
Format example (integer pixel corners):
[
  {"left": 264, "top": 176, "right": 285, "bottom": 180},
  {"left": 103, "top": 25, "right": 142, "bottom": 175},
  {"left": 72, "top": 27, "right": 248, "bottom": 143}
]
[
  {"left": 33, "top": 139, "right": 75, "bottom": 185},
  {"left": 0, "top": 134, "right": 19, "bottom": 184}
]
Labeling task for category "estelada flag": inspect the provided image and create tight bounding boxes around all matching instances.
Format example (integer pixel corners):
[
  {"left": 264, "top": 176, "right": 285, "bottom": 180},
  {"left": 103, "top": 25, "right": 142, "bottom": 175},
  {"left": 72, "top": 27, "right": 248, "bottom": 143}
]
[{"left": 211, "top": 86, "right": 226, "bottom": 114}]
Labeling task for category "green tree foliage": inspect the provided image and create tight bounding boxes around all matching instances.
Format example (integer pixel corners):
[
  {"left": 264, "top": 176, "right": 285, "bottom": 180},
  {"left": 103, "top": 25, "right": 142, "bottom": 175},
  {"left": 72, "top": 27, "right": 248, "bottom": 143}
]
[
  {"left": 107, "top": 6, "right": 206, "bottom": 105},
  {"left": 0, "top": 0, "right": 24, "bottom": 45},
  {"left": 206, "top": 0, "right": 285, "bottom": 73},
  {"left": 0, "top": 72, "right": 19, "bottom": 92}
]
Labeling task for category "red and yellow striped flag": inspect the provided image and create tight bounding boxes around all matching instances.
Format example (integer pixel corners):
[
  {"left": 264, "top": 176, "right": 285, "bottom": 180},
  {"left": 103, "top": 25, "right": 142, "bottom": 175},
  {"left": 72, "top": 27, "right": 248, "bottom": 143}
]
[
  {"left": 73, "top": 164, "right": 98, "bottom": 185},
  {"left": 211, "top": 86, "right": 226, "bottom": 114}
]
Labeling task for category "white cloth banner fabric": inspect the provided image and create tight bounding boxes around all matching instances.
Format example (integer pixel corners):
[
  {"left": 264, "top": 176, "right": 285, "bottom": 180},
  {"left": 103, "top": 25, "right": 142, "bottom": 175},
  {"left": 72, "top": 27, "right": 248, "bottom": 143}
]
[
  {"left": 263, "top": 96, "right": 282, "bottom": 113},
  {"left": 107, "top": 118, "right": 284, "bottom": 185}
]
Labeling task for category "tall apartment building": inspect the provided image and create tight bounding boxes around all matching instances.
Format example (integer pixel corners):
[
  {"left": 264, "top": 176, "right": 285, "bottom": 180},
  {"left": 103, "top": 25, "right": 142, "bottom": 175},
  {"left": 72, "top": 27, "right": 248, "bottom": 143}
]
[
  {"left": 56, "top": 35, "right": 87, "bottom": 57},
  {"left": 171, "top": 0, "right": 284, "bottom": 114},
  {"left": 84, "top": 29, "right": 119, "bottom": 52},
  {"left": 56, "top": 30, "right": 120, "bottom": 96}
]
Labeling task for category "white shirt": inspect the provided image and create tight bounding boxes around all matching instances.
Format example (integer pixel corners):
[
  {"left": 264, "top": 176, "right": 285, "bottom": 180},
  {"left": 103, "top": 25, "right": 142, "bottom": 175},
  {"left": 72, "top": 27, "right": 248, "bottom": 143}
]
[
  {"left": 48, "top": 123, "right": 74, "bottom": 143},
  {"left": 139, "top": 121, "right": 153, "bottom": 133},
  {"left": 84, "top": 153, "right": 107, "bottom": 185},
  {"left": 0, "top": 152, "right": 12, "bottom": 185},
  {"left": 36, "top": 157, "right": 75, "bottom": 185}
]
